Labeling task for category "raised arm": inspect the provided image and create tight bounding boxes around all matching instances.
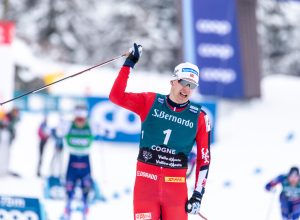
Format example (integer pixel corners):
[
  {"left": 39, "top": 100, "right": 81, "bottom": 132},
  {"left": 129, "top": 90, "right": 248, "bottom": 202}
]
[{"left": 109, "top": 44, "right": 155, "bottom": 121}]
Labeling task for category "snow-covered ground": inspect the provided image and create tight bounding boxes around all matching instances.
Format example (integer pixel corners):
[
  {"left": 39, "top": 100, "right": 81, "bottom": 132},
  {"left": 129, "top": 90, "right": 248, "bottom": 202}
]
[{"left": 1, "top": 74, "right": 300, "bottom": 220}]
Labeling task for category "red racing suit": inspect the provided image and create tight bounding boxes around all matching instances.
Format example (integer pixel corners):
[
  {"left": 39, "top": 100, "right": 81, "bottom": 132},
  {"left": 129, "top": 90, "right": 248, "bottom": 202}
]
[{"left": 109, "top": 66, "right": 211, "bottom": 220}]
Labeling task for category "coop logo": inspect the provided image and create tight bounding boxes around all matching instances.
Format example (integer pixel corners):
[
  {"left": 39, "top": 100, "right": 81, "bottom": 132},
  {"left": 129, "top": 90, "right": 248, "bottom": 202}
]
[
  {"left": 90, "top": 100, "right": 140, "bottom": 139},
  {"left": 198, "top": 43, "right": 234, "bottom": 60},
  {"left": 201, "top": 68, "right": 236, "bottom": 84},
  {"left": 135, "top": 212, "right": 152, "bottom": 220},
  {"left": 196, "top": 19, "right": 232, "bottom": 35},
  {"left": 0, "top": 209, "right": 39, "bottom": 220}
]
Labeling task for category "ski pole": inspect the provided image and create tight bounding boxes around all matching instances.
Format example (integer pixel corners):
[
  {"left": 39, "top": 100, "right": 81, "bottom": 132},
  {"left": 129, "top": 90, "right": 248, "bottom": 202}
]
[
  {"left": 0, "top": 52, "right": 128, "bottom": 106},
  {"left": 265, "top": 189, "right": 277, "bottom": 220},
  {"left": 198, "top": 212, "right": 208, "bottom": 220}
]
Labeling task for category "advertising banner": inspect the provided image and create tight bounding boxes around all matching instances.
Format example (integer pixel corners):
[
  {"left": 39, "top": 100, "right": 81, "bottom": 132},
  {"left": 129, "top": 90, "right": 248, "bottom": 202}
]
[
  {"left": 88, "top": 97, "right": 141, "bottom": 142},
  {"left": 184, "top": 0, "right": 246, "bottom": 98},
  {"left": 0, "top": 196, "right": 45, "bottom": 220}
]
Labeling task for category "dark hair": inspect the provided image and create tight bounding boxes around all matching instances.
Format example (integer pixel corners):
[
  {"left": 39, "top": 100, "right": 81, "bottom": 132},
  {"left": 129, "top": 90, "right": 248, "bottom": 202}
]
[{"left": 288, "top": 166, "right": 299, "bottom": 176}]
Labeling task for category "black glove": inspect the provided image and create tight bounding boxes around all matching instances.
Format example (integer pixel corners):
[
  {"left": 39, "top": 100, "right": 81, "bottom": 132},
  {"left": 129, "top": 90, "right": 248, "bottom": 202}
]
[
  {"left": 123, "top": 43, "right": 142, "bottom": 68},
  {"left": 185, "top": 191, "right": 202, "bottom": 214}
]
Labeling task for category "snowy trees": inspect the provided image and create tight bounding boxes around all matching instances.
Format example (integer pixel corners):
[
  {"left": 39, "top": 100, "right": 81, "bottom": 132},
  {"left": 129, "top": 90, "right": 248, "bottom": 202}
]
[
  {"left": 256, "top": 0, "right": 300, "bottom": 76},
  {"left": 2, "top": 0, "right": 181, "bottom": 72},
  {"left": 1, "top": 0, "right": 300, "bottom": 75}
]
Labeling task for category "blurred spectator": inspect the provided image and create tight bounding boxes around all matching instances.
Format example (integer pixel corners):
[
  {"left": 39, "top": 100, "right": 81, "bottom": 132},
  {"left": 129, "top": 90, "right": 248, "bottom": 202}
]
[
  {"left": 0, "top": 109, "right": 5, "bottom": 131},
  {"left": 265, "top": 166, "right": 300, "bottom": 220},
  {"left": 0, "top": 107, "right": 20, "bottom": 145},
  {"left": 49, "top": 117, "right": 64, "bottom": 178},
  {"left": 0, "top": 107, "right": 20, "bottom": 176},
  {"left": 0, "top": 109, "right": 5, "bottom": 121},
  {"left": 37, "top": 116, "right": 50, "bottom": 177}
]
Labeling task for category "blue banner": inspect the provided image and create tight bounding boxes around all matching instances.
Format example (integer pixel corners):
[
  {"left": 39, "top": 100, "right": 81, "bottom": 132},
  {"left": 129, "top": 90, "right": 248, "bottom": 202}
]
[
  {"left": 88, "top": 97, "right": 141, "bottom": 143},
  {"left": 0, "top": 196, "right": 45, "bottom": 220},
  {"left": 186, "top": 0, "right": 245, "bottom": 98}
]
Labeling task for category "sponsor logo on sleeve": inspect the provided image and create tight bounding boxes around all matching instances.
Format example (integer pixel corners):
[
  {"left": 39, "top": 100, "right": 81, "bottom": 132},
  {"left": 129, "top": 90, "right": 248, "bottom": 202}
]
[
  {"left": 189, "top": 105, "right": 199, "bottom": 114},
  {"left": 201, "top": 148, "right": 210, "bottom": 164},
  {"left": 204, "top": 114, "right": 211, "bottom": 132},
  {"left": 157, "top": 97, "right": 164, "bottom": 104}
]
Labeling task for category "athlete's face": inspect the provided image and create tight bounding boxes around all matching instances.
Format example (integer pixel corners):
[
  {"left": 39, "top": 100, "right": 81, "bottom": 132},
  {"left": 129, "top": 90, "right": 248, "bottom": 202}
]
[
  {"left": 288, "top": 174, "right": 300, "bottom": 186},
  {"left": 169, "top": 78, "right": 197, "bottom": 104},
  {"left": 74, "top": 117, "right": 86, "bottom": 128},
  {"left": 74, "top": 108, "right": 88, "bottom": 127}
]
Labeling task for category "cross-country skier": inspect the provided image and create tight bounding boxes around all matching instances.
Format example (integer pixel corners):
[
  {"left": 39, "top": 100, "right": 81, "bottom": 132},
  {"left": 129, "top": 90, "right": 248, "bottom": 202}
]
[
  {"left": 49, "top": 117, "right": 64, "bottom": 178},
  {"left": 63, "top": 105, "right": 94, "bottom": 219},
  {"left": 109, "top": 43, "right": 211, "bottom": 220},
  {"left": 37, "top": 116, "right": 50, "bottom": 177},
  {"left": 265, "top": 166, "right": 300, "bottom": 220}
]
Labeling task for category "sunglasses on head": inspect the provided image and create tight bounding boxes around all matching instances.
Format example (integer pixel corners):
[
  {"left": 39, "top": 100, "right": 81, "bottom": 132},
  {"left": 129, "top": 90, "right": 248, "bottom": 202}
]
[{"left": 178, "top": 79, "right": 198, "bottom": 89}]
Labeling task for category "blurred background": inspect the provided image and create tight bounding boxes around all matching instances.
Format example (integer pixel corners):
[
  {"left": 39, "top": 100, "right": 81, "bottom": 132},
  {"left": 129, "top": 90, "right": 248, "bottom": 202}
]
[{"left": 0, "top": 0, "right": 300, "bottom": 219}]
